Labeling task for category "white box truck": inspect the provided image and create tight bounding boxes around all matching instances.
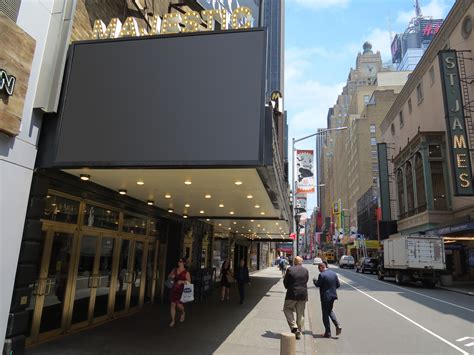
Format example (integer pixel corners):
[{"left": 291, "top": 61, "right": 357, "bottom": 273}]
[{"left": 377, "top": 234, "right": 446, "bottom": 287}]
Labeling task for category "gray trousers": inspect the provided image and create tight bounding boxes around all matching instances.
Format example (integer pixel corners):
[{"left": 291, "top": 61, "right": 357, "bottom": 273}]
[{"left": 283, "top": 299, "right": 306, "bottom": 331}]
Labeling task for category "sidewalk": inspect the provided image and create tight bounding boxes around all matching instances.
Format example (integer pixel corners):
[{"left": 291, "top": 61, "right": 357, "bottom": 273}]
[
  {"left": 27, "top": 267, "right": 316, "bottom": 355},
  {"left": 438, "top": 281, "right": 474, "bottom": 296}
]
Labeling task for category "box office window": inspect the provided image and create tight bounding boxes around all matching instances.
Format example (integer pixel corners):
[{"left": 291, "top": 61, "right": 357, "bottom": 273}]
[
  {"left": 123, "top": 214, "right": 147, "bottom": 235},
  {"left": 83, "top": 204, "right": 119, "bottom": 230},
  {"left": 43, "top": 194, "right": 80, "bottom": 224}
]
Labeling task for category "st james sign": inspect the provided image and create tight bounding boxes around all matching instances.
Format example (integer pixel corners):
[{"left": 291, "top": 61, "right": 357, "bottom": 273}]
[{"left": 439, "top": 50, "right": 474, "bottom": 196}]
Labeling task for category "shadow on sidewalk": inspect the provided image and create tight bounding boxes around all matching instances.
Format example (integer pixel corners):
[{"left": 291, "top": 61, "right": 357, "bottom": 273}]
[{"left": 27, "top": 272, "right": 282, "bottom": 355}]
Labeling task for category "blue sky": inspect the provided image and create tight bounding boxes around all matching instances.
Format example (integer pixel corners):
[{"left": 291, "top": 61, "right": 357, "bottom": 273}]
[{"left": 284, "top": 0, "right": 455, "bottom": 213}]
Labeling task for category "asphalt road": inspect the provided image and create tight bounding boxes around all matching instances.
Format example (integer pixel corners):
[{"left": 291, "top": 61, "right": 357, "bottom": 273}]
[{"left": 304, "top": 262, "right": 474, "bottom": 355}]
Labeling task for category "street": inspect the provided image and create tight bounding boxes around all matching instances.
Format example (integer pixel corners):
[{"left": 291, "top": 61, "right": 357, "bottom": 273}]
[{"left": 306, "top": 263, "right": 474, "bottom": 355}]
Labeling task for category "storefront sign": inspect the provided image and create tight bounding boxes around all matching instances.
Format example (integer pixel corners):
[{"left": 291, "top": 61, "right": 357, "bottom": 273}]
[
  {"left": 91, "top": 7, "right": 253, "bottom": 40},
  {"left": 0, "top": 69, "right": 16, "bottom": 96},
  {"left": 439, "top": 50, "right": 474, "bottom": 196},
  {"left": 0, "top": 13, "right": 35, "bottom": 136}
]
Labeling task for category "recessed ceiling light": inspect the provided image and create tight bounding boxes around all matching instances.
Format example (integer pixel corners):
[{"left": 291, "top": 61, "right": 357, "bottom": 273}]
[
  {"left": 241, "top": 226, "right": 245, "bottom": 229},
  {"left": 260, "top": 212, "right": 265, "bottom": 215},
  {"left": 200, "top": 210, "right": 205, "bottom": 214},
  {"left": 119, "top": 189, "right": 127, "bottom": 195},
  {"left": 106, "top": 210, "right": 111, "bottom": 214},
  {"left": 233, "top": 222, "right": 237, "bottom": 225},
  {"left": 228, "top": 227, "right": 231, "bottom": 230},
  {"left": 185, "top": 203, "right": 191, "bottom": 208},
  {"left": 165, "top": 194, "right": 171, "bottom": 199},
  {"left": 248, "top": 229, "right": 251, "bottom": 232},
  {"left": 234, "top": 181, "right": 243, "bottom": 185},
  {"left": 257, "top": 224, "right": 261, "bottom": 227},
  {"left": 184, "top": 180, "right": 192, "bottom": 185},
  {"left": 206, "top": 219, "right": 210, "bottom": 222},
  {"left": 136, "top": 181, "right": 144, "bottom": 185},
  {"left": 276, "top": 222, "right": 279, "bottom": 225},
  {"left": 254, "top": 204, "right": 260, "bottom": 208},
  {"left": 229, "top": 211, "right": 235, "bottom": 215},
  {"left": 250, "top": 219, "right": 254, "bottom": 222},
  {"left": 46, "top": 195, "right": 51, "bottom": 199},
  {"left": 183, "top": 215, "right": 188, "bottom": 219},
  {"left": 205, "top": 194, "right": 212, "bottom": 199},
  {"left": 218, "top": 223, "right": 222, "bottom": 226},
  {"left": 246, "top": 194, "right": 253, "bottom": 199},
  {"left": 168, "top": 208, "right": 174, "bottom": 213},
  {"left": 219, "top": 204, "right": 224, "bottom": 208},
  {"left": 263, "top": 228, "right": 266, "bottom": 231},
  {"left": 147, "top": 200, "right": 154, "bottom": 206},
  {"left": 279, "top": 227, "right": 282, "bottom": 230},
  {"left": 80, "top": 174, "right": 90, "bottom": 181}
]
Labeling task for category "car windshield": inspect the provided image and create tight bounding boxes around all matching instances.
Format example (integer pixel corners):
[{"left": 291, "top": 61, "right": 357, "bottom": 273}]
[{"left": 343, "top": 256, "right": 354, "bottom": 260}]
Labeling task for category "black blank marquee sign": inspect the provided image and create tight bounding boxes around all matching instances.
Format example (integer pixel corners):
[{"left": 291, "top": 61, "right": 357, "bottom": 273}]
[{"left": 55, "top": 28, "right": 267, "bottom": 167}]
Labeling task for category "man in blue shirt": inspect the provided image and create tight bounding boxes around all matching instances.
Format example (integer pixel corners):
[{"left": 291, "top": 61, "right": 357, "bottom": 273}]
[{"left": 313, "top": 261, "right": 342, "bottom": 338}]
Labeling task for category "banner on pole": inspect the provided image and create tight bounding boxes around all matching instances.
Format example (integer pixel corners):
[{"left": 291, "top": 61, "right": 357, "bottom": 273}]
[{"left": 295, "top": 150, "right": 315, "bottom": 193}]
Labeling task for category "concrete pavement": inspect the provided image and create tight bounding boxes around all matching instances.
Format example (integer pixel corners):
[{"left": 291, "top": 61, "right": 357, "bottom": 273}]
[{"left": 27, "top": 267, "right": 316, "bottom": 355}]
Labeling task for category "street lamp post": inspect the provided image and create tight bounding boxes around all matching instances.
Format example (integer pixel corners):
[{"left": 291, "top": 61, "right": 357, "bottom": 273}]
[{"left": 291, "top": 127, "right": 347, "bottom": 261}]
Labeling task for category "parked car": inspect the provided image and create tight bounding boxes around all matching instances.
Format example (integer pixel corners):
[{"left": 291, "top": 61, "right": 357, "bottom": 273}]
[
  {"left": 356, "top": 257, "right": 379, "bottom": 274},
  {"left": 313, "top": 257, "right": 323, "bottom": 265},
  {"left": 339, "top": 255, "right": 355, "bottom": 268}
]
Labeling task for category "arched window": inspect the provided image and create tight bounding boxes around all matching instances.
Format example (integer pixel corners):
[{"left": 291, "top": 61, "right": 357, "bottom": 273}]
[
  {"left": 415, "top": 154, "right": 426, "bottom": 211},
  {"left": 406, "top": 162, "right": 414, "bottom": 214},
  {"left": 397, "top": 169, "right": 405, "bottom": 218}
]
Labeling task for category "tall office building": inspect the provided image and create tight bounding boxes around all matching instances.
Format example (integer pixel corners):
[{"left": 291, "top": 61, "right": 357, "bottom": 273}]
[{"left": 262, "top": 0, "right": 284, "bottom": 101}]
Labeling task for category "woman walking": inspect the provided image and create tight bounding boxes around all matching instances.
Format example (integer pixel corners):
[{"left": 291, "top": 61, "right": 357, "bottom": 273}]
[
  {"left": 220, "top": 259, "right": 233, "bottom": 301},
  {"left": 168, "top": 258, "right": 191, "bottom": 327}
]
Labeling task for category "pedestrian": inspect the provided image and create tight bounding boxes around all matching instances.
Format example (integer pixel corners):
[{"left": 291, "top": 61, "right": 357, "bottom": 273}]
[
  {"left": 235, "top": 258, "right": 250, "bottom": 304},
  {"left": 279, "top": 257, "right": 288, "bottom": 277},
  {"left": 220, "top": 259, "right": 233, "bottom": 301},
  {"left": 283, "top": 256, "right": 308, "bottom": 340},
  {"left": 168, "top": 258, "right": 191, "bottom": 327},
  {"left": 313, "top": 261, "right": 342, "bottom": 338}
]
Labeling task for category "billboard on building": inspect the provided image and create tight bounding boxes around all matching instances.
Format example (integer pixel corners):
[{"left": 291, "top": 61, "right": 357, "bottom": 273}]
[
  {"left": 391, "top": 34, "right": 402, "bottom": 64},
  {"left": 419, "top": 19, "right": 443, "bottom": 43},
  {"left": 295, "top": 150, "right": 315, "bottom": 193}
]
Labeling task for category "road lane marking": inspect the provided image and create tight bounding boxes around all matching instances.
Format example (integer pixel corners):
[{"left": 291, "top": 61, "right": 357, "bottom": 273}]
[
  {"left": 465, "top": 342, "right": 474, "bottom": 347},
  {"left": 457, "top": 337, "right": 474, "bottom": 342},
  {"left": 335, "top": 268, "right": 474, "bottom": 313},
  {"left": 338, "top": 276, "right": 470, "bottom": 355}
]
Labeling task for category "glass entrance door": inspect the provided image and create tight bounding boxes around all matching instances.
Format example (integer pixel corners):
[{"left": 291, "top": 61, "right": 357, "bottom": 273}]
[
  {"left": 29, "top": 229, "right": 75, "bottom": 342},
  {"left": 92, "top": 237, "right": 115, "bottom": 320},
  {"left": 130, "top": 241, "right": 145, "bottom": 308},
  {"left": 114, "top": 239, "right": 132, "bottom": 313}
]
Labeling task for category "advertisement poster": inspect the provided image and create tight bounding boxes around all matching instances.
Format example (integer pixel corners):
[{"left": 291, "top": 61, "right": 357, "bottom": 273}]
[{"left": 296, "top": 150, "right": 315, "bottom": 193}]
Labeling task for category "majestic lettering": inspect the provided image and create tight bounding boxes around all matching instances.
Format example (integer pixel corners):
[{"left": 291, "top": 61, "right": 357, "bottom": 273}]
[
  {"left": 90, "top": 7, "right": 253, "bottom": 40},
  {"left": 453, "top": 135, "right": 467, "bottom": 149},
  {"left": 0, "top": 69, "right": 16, "bottom": 96}
]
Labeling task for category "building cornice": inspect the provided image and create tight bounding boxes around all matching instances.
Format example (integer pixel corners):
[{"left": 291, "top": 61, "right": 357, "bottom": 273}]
[{"left": 380, "top": 0, "right": 472, "bottom": 133}]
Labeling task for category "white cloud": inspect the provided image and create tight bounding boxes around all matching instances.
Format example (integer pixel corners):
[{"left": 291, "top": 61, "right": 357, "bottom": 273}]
[
  {"left": 396, "top": 0, "right": 450, "bottom": 24},
  {"left": 365, "top": 28, "right": 392, "bottom": 61},
  {"left": 287, "top": 0, "right": 350, "bottom": 11}
]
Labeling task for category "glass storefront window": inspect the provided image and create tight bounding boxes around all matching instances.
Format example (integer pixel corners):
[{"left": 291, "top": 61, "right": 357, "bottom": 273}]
[
  {"left": 43, "top": 195, "right": 80, "bottom": 224},
  {"left": 149, "top": 220, "right": 158, "bottom": 237},
  {"left": 122, "top": 214, "right": 147, "bottom": 235},
  {"left": 83, "top": 204, "right": 119, "bottom": 230}
]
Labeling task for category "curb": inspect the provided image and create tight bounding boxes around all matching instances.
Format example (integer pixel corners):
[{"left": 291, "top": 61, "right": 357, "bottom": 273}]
[
  {"left": 303, "top": 303, "right": 317, "bottom": 354},
  {"left": 437, "top": 286, "right": 474, "bottom": 297}
]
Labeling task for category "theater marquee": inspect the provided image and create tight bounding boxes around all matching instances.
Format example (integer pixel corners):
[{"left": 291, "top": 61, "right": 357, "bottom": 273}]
[{"left": 439, "top": 50, "right": 474, "bottom": 196}]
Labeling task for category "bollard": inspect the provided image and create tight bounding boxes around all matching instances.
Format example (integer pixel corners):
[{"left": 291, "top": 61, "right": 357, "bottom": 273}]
[{"left": 280, "top": 332, "right": 296, "bottom": 355}]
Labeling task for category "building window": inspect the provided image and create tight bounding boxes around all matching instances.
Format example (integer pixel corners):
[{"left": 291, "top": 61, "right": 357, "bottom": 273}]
[
  {"left": 364, "top": 95, "right": 370, "bottom": 104},
  {"left": 370, "top": 137, "right": 377, "bottom": 146},
  {"left": 408, "top": 98, "right": 412, "bottom": 114},
  {"left": 429, "top": 67, "right": 435, "bottom": 86},
  {"left": 405, "top": 161, "right": 414, "bottom": 214},
  {"left": 391, "top": 123, "right": 395, "bottom": 136},
  {"left": 415, "top": 153, "right": 427, "bottom": 211},
  {"left": 372, "top": 150, "right": 378, "bottom": 159},
  {"left": 397, "top": 169, "right": 405, "bottom": 217},
  {"left": 399, "top": 110, "right": 404, "bottom": 127},
  {"left": 372, "top": 162, "right": 379, "bottom": 171},
  {"left": 429, "top": 144, "right": 442, "bottom": 158},
  {"left": 430, "top": 161, "right": 447, "bottom": 210},
  {"left": 416, "top": 82, "right": 424, "bottom": 104},
  {"left": 370, "top": 124, "right": 376, "bottom": 133}
]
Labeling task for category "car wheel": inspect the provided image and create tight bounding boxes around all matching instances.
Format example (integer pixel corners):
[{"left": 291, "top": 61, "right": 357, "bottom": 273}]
[{"left": 377, "top": 269, "right": 384, "bottom": 280}]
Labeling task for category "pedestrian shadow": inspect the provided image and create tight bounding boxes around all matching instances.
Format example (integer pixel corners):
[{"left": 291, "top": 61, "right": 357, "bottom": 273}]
[
  {"left": 312, "top": 332, "right": 339, "bottom": 340},
  {"left": 261, "top": 330, "right": 282, "bottom": 339}
]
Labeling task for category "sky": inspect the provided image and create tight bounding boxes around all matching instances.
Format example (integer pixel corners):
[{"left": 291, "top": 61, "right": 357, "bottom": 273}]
[{"left": 284, "top": 0, "right": 456, "bottom": 214}]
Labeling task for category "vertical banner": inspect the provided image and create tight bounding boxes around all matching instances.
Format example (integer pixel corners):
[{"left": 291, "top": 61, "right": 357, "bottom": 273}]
[
  {"left": 439, "top": 50, "right": 474, "bottom": 196},
  {"left": 295, "top": 194, "right": 307, "bottom": 213},
  {"left": 296, "top": 150, "right": 315, "bottom": 193}
]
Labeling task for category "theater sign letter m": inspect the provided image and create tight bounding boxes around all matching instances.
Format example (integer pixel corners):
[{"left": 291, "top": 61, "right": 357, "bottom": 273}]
[{"left": 439, "top": 50, "right": 474, "bottom": 196}]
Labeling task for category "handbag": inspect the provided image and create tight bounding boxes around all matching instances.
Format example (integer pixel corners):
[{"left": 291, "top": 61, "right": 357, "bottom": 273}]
[
  {"left": 165, "top": 279, "right": 174, "bottom": 289},
  {"left": 180, "top": 283, "right": 194, "bottom": 303}
]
